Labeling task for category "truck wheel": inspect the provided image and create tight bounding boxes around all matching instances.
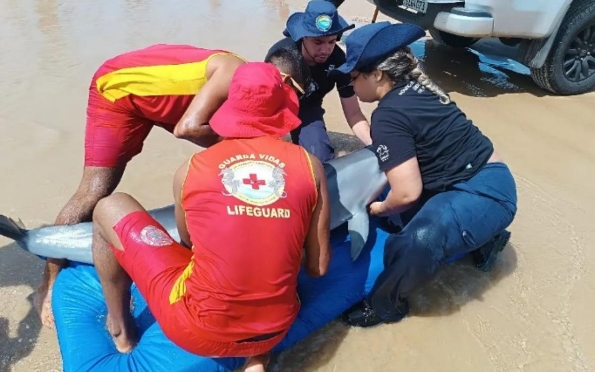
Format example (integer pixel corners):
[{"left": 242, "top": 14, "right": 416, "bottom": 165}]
[
  {"left": 530, "top": 0, "right": 595, "bottom": 95},
  {"left": 429, "top": 28, "right": 479, "bottom": 48}
]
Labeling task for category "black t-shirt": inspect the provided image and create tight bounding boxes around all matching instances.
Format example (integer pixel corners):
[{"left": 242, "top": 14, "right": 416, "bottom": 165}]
[
  {"left": 266, "top": 37, "right": 355, "bottom": 109},
  {"left": 371, "top": 80, "right": 494, "bottom": 192}
]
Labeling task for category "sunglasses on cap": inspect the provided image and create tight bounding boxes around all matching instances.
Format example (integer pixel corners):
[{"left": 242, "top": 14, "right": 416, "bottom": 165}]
[{"left": 280, "top": 73, "right": 315, "bottom": 100}]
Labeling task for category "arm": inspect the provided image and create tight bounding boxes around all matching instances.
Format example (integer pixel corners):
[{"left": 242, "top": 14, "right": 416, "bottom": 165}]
[
  {"left": 303, "top": 153, "right": 331, "bottom": 277},
  {"left": 368, "top": 108, "right": 423, "bottom": 216},
  {"left": 370, "top": 157, "right": 423, "bottom": 217},
  {"left": 172, "top": 159, "right": 192, "bottom": 248},
  {"left": 339, "top": 95, "right": 372, "bottom": 146},
  {"left": 333, "top": 46, "right": 372, "bottom": 146},
  {"left": 173, "top": 56, "right": 245, "bottom": 148}
]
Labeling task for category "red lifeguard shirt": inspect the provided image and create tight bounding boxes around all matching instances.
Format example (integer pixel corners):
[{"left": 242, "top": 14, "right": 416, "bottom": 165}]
[
  {"left": 174, "top": 136, "right": 318, "bottom": 342},
  {"left": 92, "top": 44, "right": 244, "bottom": 127}
]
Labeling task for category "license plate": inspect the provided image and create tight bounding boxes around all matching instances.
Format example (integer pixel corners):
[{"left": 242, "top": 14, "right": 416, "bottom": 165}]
[{"left": 402, "top": 0, "right": 428, "bottom": 14}]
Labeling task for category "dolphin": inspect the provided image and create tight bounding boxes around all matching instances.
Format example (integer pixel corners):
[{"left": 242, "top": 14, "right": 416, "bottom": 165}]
[
  {"left": 0, "top": 132, "right": 388, "bottom": 263},
  {"left": 0, "top": 205, "right": 181, "bottom": 265},
  {"left": 323, "top": 144, "right": 388, "bottom": 259}
]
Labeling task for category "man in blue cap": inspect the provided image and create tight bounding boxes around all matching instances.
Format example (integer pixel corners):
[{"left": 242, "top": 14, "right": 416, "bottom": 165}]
[{"left": 265, "top": 0, "right": 372, "bottom": 162}]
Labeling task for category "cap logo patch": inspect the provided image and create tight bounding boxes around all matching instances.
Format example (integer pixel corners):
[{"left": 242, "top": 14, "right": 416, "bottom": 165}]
[{"left": 315, "top": 14, "right": 332, "bottom": 32}]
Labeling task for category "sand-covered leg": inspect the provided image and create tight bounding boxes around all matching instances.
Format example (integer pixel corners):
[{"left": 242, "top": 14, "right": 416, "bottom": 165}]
[
  {"left": 36, "top": 165, "right": 125, "bottom": 329},
  {"left": 92, "top": 192, "right": 146, "bottom": 352}
]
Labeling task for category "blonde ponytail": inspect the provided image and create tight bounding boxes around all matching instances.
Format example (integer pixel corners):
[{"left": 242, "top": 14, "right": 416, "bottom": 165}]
[{"left": 375, "top": 47, "right": 451, "bottom": 104}]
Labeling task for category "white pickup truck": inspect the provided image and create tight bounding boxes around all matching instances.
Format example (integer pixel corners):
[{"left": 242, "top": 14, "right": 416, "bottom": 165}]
[{"left": 351, "top": 0, "right": 595, "bottom": 95}]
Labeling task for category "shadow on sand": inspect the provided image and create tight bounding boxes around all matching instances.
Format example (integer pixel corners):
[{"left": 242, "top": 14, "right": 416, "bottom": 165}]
[
  {"left": 0, "top": 242, "right": 45, "bottom": 372},
  {"left": 270, "top": 320, "right": 349, "bottom": 372},
  {"left": 412, "top": 38, "right": 555, "bottom": 98},
  {"left": 410, "top": 241, "right": 518, "bottom": 318}
]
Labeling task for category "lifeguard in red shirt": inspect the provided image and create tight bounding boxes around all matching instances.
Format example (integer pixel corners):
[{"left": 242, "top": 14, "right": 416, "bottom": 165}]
[
  {"left": 36, "top": 43, "right": 312, "bottom": 330},
  {"left": 91, "top": 62, "right": 331, "bottom": 372}
]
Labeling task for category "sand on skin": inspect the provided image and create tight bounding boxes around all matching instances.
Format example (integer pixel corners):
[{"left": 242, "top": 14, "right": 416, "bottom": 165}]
[{"left": 1, "top": 0, "right": 595, "bottom": 371}]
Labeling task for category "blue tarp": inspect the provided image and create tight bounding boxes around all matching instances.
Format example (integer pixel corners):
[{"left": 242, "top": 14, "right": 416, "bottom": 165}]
[{"left": 52, "top": 219, "right": 391, "bottom": 372}]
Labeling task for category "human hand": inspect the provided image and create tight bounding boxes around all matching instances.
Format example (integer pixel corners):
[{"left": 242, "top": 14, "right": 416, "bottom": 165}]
[{"left": 368, "top": 201, "right": 385, "bottom": 217}]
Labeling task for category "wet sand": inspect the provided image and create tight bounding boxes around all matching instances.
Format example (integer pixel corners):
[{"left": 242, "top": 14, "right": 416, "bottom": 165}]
[{"left": 1, "top": 0, "right": 595, "bottom": 371}]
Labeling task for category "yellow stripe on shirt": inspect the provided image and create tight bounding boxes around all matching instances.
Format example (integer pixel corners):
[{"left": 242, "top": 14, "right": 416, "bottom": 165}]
[{"left": 95, "top": 52, "right": 239, "bottom": 102}]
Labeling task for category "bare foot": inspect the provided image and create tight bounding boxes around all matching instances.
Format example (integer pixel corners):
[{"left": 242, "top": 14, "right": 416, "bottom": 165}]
[
  {"left": 106, "top": 314, "right": 138, "bottom": 353},
  {"left": 243, "top": 354, "right": 270, "bottom": 372},
  {"left": 34, "top": 281, "right": 55, "bottom": 330}
]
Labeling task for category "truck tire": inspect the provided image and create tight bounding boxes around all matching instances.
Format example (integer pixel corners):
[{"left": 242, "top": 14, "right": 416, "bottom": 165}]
[
  {"left": 530, "top": 0, "right": 595, "bottom": 95},
  {"left": 429, "top": 28, "right": 479, "bottom": 48}
]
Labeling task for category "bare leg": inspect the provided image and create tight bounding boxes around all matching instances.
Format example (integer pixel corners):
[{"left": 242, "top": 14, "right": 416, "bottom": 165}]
[
  {"left": 92, "top": 192, "right": 147, "bottom": 352},
  {"left": 243, "top": 353, "right": 270, "bottom": 372},
  {"left": 36, "top": 165, "right": 125, "bottom": 329}
]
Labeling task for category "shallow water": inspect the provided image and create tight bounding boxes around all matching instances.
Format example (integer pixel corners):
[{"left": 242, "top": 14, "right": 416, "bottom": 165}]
[{"left": 1, "top": 0, "right": 595, "bottom": 371}]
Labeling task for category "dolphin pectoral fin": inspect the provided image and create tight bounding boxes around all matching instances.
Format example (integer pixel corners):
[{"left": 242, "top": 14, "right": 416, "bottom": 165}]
[{"left": 347, "top": 212, "right": 369, "bottom": 261}]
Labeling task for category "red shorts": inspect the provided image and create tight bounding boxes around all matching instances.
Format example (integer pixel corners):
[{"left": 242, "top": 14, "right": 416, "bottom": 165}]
[
  {"left": 111, "top": 211, "right": 288, "bottom": 357},
  {"left": 84, "top": 81, "right": 171, "bottom": 168}
]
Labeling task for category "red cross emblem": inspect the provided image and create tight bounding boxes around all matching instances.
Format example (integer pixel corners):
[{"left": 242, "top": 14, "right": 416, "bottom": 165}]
[{"left": 242, "top": 173, "right": 266, "bottom": 190}]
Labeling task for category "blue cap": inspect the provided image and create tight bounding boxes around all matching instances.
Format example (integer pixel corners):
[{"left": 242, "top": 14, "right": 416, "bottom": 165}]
[
  {"left": 282, "top": 0, "right": 355, "bottom": 41},
  {"left": 335, "top": 21, "right": 426, "bottom": 74}
]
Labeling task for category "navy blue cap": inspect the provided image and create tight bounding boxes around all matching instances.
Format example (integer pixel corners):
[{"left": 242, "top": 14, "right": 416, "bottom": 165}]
[
  {"left": 335, "top": 21, "right": 426, "bottom": 74},
  {"left": 282, "top": 0, "right": 355, "bottom": 41}
]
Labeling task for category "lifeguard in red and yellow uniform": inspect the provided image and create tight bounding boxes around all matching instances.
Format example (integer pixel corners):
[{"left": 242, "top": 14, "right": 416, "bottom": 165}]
[
  {"left": 91, "top": 62, "right": 331, "bottom": 372},
  {"left": 36, "top": 44, "right": 312, "bottom": 331}
]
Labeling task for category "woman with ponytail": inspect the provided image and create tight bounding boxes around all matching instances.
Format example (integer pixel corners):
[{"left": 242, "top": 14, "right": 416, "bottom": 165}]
[{"left": 335, "top": 22, "right": 518, "bottom": 328}]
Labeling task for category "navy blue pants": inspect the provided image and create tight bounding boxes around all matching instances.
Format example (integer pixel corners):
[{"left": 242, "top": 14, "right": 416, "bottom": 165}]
[
  {"left": 370, "top": 162, "right": 518, "bottom": 321},
  {"left": 290, "top": 106, "right": 335, "bottom": 162}
]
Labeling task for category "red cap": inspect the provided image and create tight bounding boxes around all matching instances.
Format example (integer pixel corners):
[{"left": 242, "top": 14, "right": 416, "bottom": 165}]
[{"left": 210, "top": 62, "right": 301, "bottom": 139}]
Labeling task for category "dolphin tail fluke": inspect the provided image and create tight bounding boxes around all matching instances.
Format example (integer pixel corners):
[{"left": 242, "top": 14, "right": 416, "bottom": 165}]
[
  {"left": 0, "top": 215, "right": 27, "bottom": 241},
  {"left": 347, "top": 212, "right": 370, "bottom": 261}
]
